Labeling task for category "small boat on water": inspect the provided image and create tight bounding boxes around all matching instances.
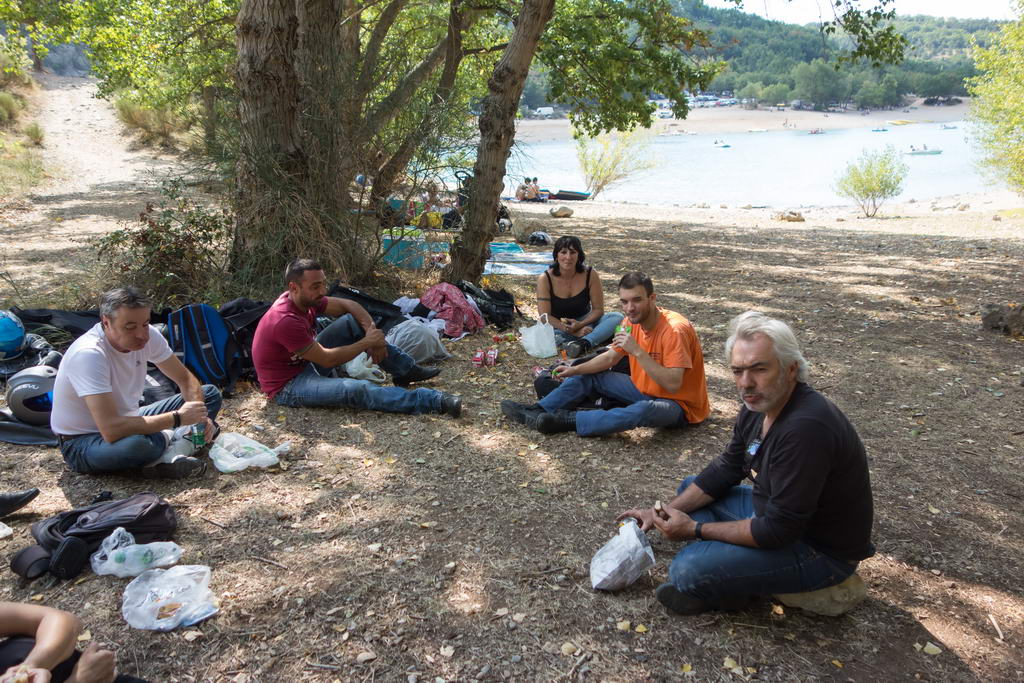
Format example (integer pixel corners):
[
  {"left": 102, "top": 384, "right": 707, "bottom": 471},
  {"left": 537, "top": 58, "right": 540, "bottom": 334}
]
[
  {"left": 903, "top": 147, "right": 943, "bottom": 155},
  {"left": 747, "top": 128, "right": 767, "bottom": 133},
  {"left": 808, "top": 128, "right": 825, "bottom": 135},
  {"left": 713, "top": 140, "right": 731, "bottom": 148},
  {"left": 549, "top": 190, "right": 590, "bottom": 201},
  {"left": 871, "top": 127, "right": 889, "bottom": 132},
  {"left": 940, "top": 123, "right": 958, "bottom": 130},
  {"left": 887, "top": 119, "right": 915, "bottom": 126}
]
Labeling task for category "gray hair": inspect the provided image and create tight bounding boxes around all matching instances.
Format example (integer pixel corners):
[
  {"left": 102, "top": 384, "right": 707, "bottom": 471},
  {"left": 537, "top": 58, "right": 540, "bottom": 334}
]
[
  {"left": 725, "top": 311, "right": 809, "bottom": 382},
  {"left": 99, "top": 287, "right": 152, "bottom": 319}
]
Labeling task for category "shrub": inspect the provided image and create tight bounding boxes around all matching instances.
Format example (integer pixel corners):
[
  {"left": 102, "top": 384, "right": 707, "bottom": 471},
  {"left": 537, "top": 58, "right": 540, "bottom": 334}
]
[
  {"left": 0, "top": 92, "right": 22, "bottom": 124},
  {"left": 834, "top": 146, "right": 908, "bottom": 217},
  {"left": 96, "top": 179, "right": 233, "bottom": 308},
  {"left": 574, "top": 126, "right": 657, "bottom": 199},
  {"left": 0, "top": 139, "right": 44, "bottom": 195},
  {"left": 24, "top": 121, "right": 43, "bottom": 146},
  {"left": 114, "top": 96, "right": 184, "bottom": 146}
]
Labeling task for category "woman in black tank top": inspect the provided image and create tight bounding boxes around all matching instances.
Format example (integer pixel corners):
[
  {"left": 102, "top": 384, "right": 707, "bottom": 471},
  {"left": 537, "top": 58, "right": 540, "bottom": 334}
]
[{"left": 535, "top": 236, "right": 624, "bottom": 357}]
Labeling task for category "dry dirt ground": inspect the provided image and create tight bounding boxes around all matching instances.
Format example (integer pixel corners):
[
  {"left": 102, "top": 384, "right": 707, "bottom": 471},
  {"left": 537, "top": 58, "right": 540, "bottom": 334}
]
[{"left": 1, "top": 78, "right": 1024, "bottom": 682}]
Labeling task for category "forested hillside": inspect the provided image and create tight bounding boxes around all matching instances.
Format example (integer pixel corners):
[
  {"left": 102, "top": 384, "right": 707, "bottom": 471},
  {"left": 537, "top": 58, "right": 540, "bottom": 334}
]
[{"left": 522, "top": 1, "right": 1004, "bottom": 110}]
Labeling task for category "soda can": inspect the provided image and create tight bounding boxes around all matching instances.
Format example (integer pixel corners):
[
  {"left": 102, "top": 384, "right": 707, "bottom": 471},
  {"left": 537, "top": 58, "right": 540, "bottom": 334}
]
[
  {"left": 485, "top": 347, "right": 499, "bottom": 366},
  {"left": 471, "top": 349, "right": 485, "bottom": 367},
  {"left": 531, "top": 365, "right": 545, "bottom": 379}
]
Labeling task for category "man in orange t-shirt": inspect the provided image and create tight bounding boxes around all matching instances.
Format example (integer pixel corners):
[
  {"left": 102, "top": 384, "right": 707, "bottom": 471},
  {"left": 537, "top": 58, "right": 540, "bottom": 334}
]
[{"left": 502, "top": 272, "right": 709, "bottom": 436}]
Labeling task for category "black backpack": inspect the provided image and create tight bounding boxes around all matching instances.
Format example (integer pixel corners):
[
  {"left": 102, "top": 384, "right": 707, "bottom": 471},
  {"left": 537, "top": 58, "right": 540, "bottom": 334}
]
[
  {"left": 326, "top": 283, "right": 406, "bottom": 334},
  {"left": 455, "top": 280, "right": 522, "bottom": 330},
  {"left": 10, "top": 492, "right": 177, "bottom": 581},
  {"left": 218, "top": 298, "right": 272, "bottom": 383}
]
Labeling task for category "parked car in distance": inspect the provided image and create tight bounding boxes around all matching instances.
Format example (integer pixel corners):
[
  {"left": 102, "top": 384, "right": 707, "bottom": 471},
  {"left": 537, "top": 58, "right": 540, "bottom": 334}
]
[{"left": 534, "top": 106, "right": 554, "bottom": 117}]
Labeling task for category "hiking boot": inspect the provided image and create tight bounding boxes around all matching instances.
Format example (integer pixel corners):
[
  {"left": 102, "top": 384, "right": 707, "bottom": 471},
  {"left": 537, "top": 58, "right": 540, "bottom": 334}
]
[
  {"left": 500, "top": 400, "right": 545, "bottom": 429},
  {"left": 564, "top": 338, "right": 593, "bottom": 359},
  {"left": 142, "top": 456, "right": 206, "bottom": 480},
  {"left": 536, "top": 410, "right": 577, "bottom": 434},
  {"left": 0, "top": 488, "right": 40, "bottom": 518},
  {"left": 656, "top": 582, "right": 754, "bottom": 615},
  {"left": 394, "top": 365, "right": 442, "bottom": 387},
  {"left": 441, "top": 393, "right": 462, "bottom": 418}
]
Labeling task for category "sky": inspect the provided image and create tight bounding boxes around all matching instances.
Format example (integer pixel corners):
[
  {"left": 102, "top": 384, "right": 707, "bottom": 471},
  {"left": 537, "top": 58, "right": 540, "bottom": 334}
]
[{"left": 703, "top": 0, "right": 1019, "bottom": 23}]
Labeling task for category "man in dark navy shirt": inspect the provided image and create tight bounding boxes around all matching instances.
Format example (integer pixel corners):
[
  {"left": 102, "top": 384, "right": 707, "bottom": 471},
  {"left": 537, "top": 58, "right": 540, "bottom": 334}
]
[{"left": 618, "top": 311, "right": 874, "bottom": 615}]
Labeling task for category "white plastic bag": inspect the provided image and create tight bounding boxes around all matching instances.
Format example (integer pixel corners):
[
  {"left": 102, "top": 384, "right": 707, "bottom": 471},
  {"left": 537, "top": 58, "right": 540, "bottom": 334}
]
[
  {"left": 159, "top": 425, "right": 199, "bottom": 462},
  {"left": 91, "top": 527, "right": 182, "bottom": 578},
  {"left": 343, "top": 352, "right": 387, "bottom": 383},
  {"left": 519, "top": 313, "right": 557, "bottom": 358},
  {"left": 209, "top": 432, "right": 289, "bottom": 473},
  {"left": 589, "top": 519, "right": 656, "bottom": 591},
  {"left": 122, "top": 564, "right": 218, "bottom": 631}
]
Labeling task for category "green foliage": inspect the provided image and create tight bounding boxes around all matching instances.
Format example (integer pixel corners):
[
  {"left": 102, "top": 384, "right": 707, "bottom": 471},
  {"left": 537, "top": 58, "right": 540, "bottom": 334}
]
[
  {"left": 968, "top": 1, "right": 1024, "bottom": 193},
  {"left": 24, "top": 121, "right": 43, "bottom": 146},
  {"left": 0, "top": 91, "right": 22, "bottom": 123},
  {"left": 0, "top": 137, "right": 44, "bottom": 195},
  {"left": 574, "top": 126, "right": 658, "bottom": 198},
  {"left": 760, "top": 82, "right": 791, "bottom": 106},
  {"left": 96, "top": 180, "right": 233, "bottom": 307},
  {"left": 541, "top": 0, "right": 724, "bottom": 136},
  {"left": 794, "top": 59, "right": 850, "bottom": 108},
  {"left": 0, "top": 36, "right": 31, "bottom": 88},
  {"left": 834, "top": 145, "right": 908, "bottom": 217}
]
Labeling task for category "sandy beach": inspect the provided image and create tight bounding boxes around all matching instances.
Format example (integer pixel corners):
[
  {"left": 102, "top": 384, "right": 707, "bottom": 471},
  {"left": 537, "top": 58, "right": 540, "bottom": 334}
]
[{"left": 515, "top": 98, "right": 971, "bottom": 142}]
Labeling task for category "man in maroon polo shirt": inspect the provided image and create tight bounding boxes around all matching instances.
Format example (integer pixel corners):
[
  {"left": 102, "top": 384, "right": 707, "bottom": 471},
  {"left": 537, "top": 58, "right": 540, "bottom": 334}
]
[{"left": 252, "top": 259, "right": 461, "bottom": 417}]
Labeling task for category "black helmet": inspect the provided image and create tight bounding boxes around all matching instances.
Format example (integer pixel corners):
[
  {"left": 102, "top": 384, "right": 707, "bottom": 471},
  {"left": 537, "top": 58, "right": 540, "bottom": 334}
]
[{"left": 6, "top": 365, "right": 57, "bottom": 425}]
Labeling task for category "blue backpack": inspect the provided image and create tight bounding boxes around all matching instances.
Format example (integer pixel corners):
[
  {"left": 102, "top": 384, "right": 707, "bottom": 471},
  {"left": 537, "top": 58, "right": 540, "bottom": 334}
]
[{"left": 167, "top": 304, "right": 240, "bottom": 395}]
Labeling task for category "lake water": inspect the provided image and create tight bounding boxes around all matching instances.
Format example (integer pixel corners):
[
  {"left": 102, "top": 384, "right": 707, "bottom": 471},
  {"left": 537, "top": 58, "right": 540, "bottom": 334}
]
[{"left": 506, "top": 120, "right": 1000, "bottom": 207}]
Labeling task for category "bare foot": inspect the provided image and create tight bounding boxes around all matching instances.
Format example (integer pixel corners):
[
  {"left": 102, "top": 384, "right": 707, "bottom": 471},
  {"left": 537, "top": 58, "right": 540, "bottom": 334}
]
[{"left": 66, "top": 644, "right": 115, "bottom": 683}]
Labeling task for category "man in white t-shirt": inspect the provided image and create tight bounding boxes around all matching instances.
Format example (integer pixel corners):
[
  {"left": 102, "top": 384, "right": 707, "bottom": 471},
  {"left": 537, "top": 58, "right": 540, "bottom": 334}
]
[{"left": 51, "top": 287, "right": 222, "bottom": 479}]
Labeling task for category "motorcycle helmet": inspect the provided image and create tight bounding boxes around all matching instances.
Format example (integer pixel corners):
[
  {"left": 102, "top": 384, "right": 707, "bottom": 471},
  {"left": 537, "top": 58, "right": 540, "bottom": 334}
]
[
  {"left": 0, "top": 310, "right": 26, "bottom": 360},
  {"left": 6, "top": 365, "right": 57, "bottom": 425}
]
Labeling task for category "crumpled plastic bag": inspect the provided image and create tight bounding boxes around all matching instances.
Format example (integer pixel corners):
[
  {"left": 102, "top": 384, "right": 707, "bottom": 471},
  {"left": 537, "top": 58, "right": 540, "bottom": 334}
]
[
  {"left": 385, "top": 318, "right": 451, "bottom": 365},
  {"left": 590, "top": 519, "right": 656, "bottom": 591},
  {"left": 519, "top": 313, "right": 557, "bottom": 358},
  {"left": 122, "top": 564, "right": 218, "bottom": 631},
  {"left": 159, "top": 425, "right": 201, "bottom": 462},
  {"left": 209, "top": 432, "right": 289, "bottom": 473},
  {"left": 343, "top": 351, "right": 387, "bottom": 383},
  {"left": 91, "top": 527, "right": 182, "bottom": 578}
]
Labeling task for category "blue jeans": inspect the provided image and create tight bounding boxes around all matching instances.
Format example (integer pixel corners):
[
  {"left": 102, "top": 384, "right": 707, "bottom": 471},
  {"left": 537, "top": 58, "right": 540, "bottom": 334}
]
[
  {"left": 60, "top": 385, "right": 223, "bottom": 474},
  {"left": 274, "top": 314, "right": 442, "bottom": 414},
  {"left": 537, "top": 370, "right": 685, "bottom": 436},
  {"left": 553, "top": 312, "right": 624, "bottom": 347},
  {"left": 667, "top": 476, "right": 857, "bottom": 600}
]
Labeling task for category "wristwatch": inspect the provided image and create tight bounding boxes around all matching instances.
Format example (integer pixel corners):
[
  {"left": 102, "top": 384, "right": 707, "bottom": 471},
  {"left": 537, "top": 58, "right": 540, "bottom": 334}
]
[{"left": 694, "top": 522, "right": 704, "bottom": 541}]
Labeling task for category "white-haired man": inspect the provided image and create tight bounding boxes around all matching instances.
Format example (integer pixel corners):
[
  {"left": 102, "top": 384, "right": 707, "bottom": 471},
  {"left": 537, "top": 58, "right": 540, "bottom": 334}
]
[{"left": 618, "top": 311, "right": 874, "bottom": 615}]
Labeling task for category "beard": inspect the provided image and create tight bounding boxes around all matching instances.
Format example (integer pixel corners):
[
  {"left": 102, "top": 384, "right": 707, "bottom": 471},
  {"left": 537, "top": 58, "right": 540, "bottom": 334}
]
[{"left": 739, "top": 371, "right": 790, "bottom": 413}]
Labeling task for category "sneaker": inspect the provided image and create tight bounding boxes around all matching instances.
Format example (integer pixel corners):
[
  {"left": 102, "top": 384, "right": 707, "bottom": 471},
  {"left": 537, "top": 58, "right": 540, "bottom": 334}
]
[
  {"left": 500, "top": 400, "right": 545, "bottom": 429},
  {"left": 141, "top": 456, "right": 206, "bottom": 480},
  {"left": 440, "top": 393, "right": 462, "bottom": 418},
  {"left": 655, "top": 582, "right": 754, "bottom": 615},
  {"left": 394, "top": 365, "right": 442, "bottom": 387},
  {"left": 536, "top": 410, "right": 576, "bottom": 434},
  {"left": 564, "top": 338, "right": 593, "bottom": 359}
]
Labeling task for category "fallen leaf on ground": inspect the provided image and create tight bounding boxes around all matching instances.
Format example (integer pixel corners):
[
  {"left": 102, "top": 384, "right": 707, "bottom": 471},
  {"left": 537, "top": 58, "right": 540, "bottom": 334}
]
[
  {"left": 831, "top": 659, "right": 843, "bottom": 668},
  {"left": 681, "top": 663, "right": 692, "bottom": 673},
  {"left": 634, "top": 624, "right": 648, "bottom": 633},
  {"left": 495, "top": 607, "right": 509, "bottom": 617},
  {"left": 356, "top": 651, "right": 377, "bottom": 663},
  {"left": 923, "top": 642, "right": 942, "bottom": 655},
  {"left": 723, "top": 657, "right": 743, "bottom": 675},
  {"left": 772, "top": 604, "right": 784, "bottom": 615},
  {"left": 616, "top": 620, "right": 631, "bottom": 631},
  {"left": 182, "top": 630, "right": 203, "bottom": 642},
  {"left": 928, "top": 505, "right": 940, "bottom": 514},
  {"left": 439, "top": 645, "right": 455, "bottom": 658},
  {"left": 560, "top": 642, "right": 579, "bottom": 656},
  {"left": 77, "top": 629, "right": 91, "bottom": 642}
]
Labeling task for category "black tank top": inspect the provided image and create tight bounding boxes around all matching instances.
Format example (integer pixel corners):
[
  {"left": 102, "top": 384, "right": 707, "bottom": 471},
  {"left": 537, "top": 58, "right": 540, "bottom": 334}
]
[{"left": 545, "top": 267, "right": 592, "bottom": 320}]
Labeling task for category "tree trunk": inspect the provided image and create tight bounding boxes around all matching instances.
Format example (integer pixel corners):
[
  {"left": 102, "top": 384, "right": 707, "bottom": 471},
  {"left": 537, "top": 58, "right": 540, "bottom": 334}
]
[
  {"left": 233, "top": 0, "right": 306, "bottom": 279},
  {"left": 443, "top": 0, "right": 554, "bottom": 285}
]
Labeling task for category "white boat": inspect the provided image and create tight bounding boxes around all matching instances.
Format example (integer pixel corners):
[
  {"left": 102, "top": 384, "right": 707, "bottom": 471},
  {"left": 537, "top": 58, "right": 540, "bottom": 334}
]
[
  {"left": 713, "top": 140, "right": 731, "bottom": 148},
  {"left": 940, "top": 123, "right": 958, "bottom": 130},
  {"left": 903, "top": 147, "right": 943, "bottom": 155}
]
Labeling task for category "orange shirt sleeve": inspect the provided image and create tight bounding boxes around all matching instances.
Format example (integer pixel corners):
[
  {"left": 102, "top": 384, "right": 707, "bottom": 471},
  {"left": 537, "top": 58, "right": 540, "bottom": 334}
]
[{"left": 659, "top": 322, "right": 693, "bottom": 369}]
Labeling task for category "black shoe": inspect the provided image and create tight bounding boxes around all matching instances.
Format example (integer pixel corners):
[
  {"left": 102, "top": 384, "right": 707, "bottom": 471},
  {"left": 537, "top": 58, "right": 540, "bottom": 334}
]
[
  {"left": 536, "top": 410, "right": 577, "bottom": 434},
  {"left": 142, "top": 456, "right": 206, "bottom": 480},
  {"left": 394, "top": 365, "right": 442, "bottom": 388},
  {"left": 656, "top": 582, "right": 754, "bottom": 615},
  {"left": 441, "top": 393, "right": 462, "bottom": 418},
  {"left": 500, "top": 400, "right": 545, "bottom": 428},
  {"left": 0, "top": 488, "right": 40, "bottom": 518},
  {"left": 564, "top": 339, "right": 593, "bottom": 359}
]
